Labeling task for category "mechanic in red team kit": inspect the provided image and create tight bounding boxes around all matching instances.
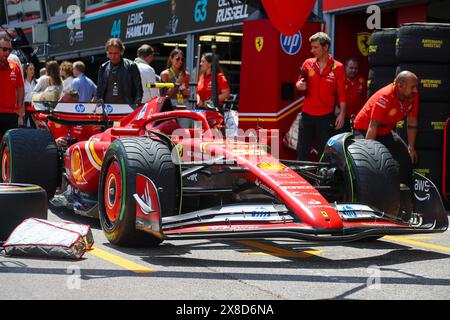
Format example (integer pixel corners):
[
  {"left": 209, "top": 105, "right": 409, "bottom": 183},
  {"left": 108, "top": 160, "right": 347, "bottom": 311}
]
[
  {"left": 353, "top": 71, "right": 419, "bottom": 184},
  {"left": 337, "top": 57, "right": 367, "bottom": 133},
  {"left": 0, "top": 35, "right": 24, "bottom": 137},
  {"left": 295, "top": 32, "right": 347, "bottom": 161}
]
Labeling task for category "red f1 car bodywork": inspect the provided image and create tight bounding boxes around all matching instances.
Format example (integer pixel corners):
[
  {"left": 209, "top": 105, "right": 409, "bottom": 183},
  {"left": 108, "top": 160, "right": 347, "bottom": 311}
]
[{"left": 1, "top": 96, "right": 448, "bottom": 246}]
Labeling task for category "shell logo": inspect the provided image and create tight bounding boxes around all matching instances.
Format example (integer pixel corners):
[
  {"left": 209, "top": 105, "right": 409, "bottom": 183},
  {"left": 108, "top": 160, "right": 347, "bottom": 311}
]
[
  {"left": 257, "top": 163, "right": 286, "bottom": 171},
  {"left": 71, "top": 146, "right": 87, "bottom": 184},
  {"left": 389, "top": 108, "right": 398, "bottom": 117}
]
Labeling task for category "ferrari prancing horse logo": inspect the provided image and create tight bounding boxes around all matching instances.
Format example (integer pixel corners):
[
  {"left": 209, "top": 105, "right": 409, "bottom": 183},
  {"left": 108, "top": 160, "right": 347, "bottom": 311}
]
[
  {"left": 357, "top": 32, "right": 371, "bottom": 57},
  {"left": 255, "top": 36, "right": 264, "bottom": 52}
]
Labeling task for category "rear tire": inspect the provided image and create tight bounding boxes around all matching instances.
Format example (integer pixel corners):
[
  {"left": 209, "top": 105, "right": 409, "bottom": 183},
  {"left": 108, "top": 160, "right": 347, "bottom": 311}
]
[
  {"left": 98, "top": 138, "right": 178, "bottom": 247},
  {"left": 1, "top": 129, "right": 58, "bottom": 200},
  {"left": 346, "top": 139, "right": 400, "bottom": 218}
]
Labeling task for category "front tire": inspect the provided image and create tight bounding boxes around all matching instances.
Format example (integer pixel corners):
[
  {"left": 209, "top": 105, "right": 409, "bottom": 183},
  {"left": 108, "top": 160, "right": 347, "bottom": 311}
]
[
  {"left": 346, "top": 139, "right": 400, "bottom": 218},
  {"left": 98, "top": 138, "right": 178, "bottom": 247}
]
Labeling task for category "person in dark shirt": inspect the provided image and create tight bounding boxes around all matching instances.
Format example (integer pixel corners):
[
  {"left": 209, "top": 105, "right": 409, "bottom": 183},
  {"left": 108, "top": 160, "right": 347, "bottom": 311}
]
[{"left": 96, "top": 38, "right": 142, "bottom": 107}]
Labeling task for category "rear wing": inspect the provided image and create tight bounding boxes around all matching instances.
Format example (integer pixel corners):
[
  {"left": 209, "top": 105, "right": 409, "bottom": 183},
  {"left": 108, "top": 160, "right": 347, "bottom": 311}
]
[{"left": 29, "top": 102, "right": 135, "bottom": 125}]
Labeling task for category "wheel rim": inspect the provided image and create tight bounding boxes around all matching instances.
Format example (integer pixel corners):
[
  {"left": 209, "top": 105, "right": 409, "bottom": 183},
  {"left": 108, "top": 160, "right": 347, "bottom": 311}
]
[
  {"left": 1, "top": 145, "right": 11, "bottom": 183},
  {"left": 104, "top": 160, "right": 122, "bottom": 224}
]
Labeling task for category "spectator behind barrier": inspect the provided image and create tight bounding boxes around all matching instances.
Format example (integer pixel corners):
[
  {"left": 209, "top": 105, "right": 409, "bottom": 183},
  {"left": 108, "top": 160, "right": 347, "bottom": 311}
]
[
  {"left": 72, "top": 61, "right": 97, "bottom": 102},
  {"left": 60, "top": 61, "right": 74, "bottom": 91},
  {"left": 160, "top": 48, "right": 190, "bottom": 105},
  {"left": 135, "top": 44, "right": 159, "bottom": 103},
  {"left": 32, "top": 61, "right": 63, "bottom": 103}
]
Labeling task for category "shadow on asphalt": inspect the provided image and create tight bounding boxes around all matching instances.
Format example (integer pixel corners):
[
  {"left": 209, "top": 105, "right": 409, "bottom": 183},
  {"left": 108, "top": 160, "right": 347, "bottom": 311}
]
[
  {"left": 1, "top": 249, "right": 450, "bottom": 293},
  {"left": 49, "top": 202, "right": 101, "bottom": 230}
]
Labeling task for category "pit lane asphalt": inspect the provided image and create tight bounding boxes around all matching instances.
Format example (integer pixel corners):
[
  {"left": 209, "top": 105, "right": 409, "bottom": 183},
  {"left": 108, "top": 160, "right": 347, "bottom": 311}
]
[{"left": 1, "top": 205, "right": 450, "bottom": 300}]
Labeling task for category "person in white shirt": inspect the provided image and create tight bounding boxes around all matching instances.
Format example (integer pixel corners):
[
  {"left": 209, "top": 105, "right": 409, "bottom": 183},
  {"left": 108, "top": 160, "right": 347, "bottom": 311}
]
[
  {"left": 23, "top": 63, "right": 36, "bottom": 103},
  {"left": 23, "top": 63, "right": 36, "bottom": 127},
  {"left": 134, "top": 44, "right": 160, "bottom": 103},
  {"left": 60, "top": 61, "right": 74, "bottom": 91}
]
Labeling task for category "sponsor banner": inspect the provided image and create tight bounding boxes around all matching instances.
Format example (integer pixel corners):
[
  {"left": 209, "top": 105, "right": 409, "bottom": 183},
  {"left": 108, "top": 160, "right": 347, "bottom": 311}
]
[{"left": 48, "top": 0, "right": 256, "bottom": 56}]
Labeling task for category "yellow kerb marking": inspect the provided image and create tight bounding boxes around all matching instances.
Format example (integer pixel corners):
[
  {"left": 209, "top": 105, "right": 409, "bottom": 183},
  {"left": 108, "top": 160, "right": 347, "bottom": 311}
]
[
  {"left": 88, "top": 248, "right": 156, "bottom": 273},
  {"left": 384, "top": 236, "right": 450, "bottom": 253}
]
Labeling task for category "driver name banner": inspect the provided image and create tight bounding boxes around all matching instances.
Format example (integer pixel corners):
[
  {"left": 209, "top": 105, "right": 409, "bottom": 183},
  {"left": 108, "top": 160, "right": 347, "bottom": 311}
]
[{"left": 48, "top": 0, "right": 257, "bottom": 56}]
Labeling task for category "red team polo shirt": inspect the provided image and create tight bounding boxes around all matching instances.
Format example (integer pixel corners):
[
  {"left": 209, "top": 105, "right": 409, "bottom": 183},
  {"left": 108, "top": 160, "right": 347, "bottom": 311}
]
[
  {"left": 298, "top": 54, "right": 346, "bottom": 116},
  {"left": 197, "top": 72, "right": 229, "bottom": 106},
  {"left": 345, "top": 76, "right": 367, "bottom": 117},
  {"left": 0, "top": 60, "right": 24, "bottom": 114},
  {"left": 354, "top": 83, "right": 419, "bottom": 137}
]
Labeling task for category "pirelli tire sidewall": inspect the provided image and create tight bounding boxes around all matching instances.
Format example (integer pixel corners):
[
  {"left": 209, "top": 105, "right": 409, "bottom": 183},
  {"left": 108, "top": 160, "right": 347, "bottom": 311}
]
[
  {"left": 396, "top": 64, "right": 450, "bottom": 102},
  {"left": 1, "top": 129, "right": 59, "bottom": 200},
  {"left": 396, "top": 102, "right": 450, "bottom": 150},
  {"left": 368, "top": 28, "right": 399, "bottom": 66},
  {"left": 0, "top": 184, "right": 47, "bottom": 241},
  {"left": 397, "top": 23, "right": 450, "bottom": 64}
]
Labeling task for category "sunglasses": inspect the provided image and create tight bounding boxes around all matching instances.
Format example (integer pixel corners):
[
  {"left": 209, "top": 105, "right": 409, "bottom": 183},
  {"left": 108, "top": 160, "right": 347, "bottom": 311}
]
[
  {"left": 175, "top": 56, "right": 184, "bottom": 62},
  {"left": 1, "top": 47, "right": 12, "bottom": 52}
]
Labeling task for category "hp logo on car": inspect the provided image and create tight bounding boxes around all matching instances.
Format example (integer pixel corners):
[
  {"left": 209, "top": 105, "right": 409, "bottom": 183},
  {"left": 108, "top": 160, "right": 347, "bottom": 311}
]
[
  {"left": 105, "top": 104, "right": 114, "bottom": 114},
  {"left": 280, "top": 32, "right": 302, "bottom": 55},
  {"left": 75, "top": 104, "right": 85, "bottom": 113}
]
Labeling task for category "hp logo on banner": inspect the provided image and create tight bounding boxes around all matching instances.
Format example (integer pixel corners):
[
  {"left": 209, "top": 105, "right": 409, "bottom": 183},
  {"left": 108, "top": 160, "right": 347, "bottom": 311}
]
[{"left": 280, "top": 32, "right": 302, "bottom": 55}]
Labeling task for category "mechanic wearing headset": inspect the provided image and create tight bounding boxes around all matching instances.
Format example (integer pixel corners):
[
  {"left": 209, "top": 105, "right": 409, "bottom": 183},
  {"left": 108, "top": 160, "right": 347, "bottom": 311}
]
[
  {"left": 296, "top": 32, "right": 346, "bottom": 161},
  {"left": 353, "top": 71, "right": 419, "bottom": 185}
]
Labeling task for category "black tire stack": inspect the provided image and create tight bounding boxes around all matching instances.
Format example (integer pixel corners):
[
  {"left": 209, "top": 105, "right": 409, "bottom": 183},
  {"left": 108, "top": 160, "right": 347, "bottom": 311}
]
[
  {"left": 396, "top": 23, "right": 450, "bottom": 195},
  {"left": 367, "top": 28, "right": 399, "bottom": 98}
]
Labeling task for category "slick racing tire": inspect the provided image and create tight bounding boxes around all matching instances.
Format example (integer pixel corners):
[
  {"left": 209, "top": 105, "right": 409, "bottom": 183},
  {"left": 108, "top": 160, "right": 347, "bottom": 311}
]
[
  {"left": 368, "top": 28, "right": 399, "bottom": 66},
  {"left": 397, "top": 23, "right": 450, "bottom": 64},
  {"left": 98, "top": 137, "right": 178, "bottom": 247},
  {"left": 0, "top": 184, "right": 47, "bottom": 241},
  {"left": 346, "top": 139, "right": 400, "bottom": 218},
  {"left": 1, "top": 129, "right": 59, "bottom": 200}
]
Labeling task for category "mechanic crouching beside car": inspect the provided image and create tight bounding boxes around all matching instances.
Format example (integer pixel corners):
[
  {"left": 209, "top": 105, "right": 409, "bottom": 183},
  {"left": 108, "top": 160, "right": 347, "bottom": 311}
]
[
  {"left": 353, "top": 71, "right": 419, "bottom": 186},
  {"left": 96, "top": 38, "right": 143, "bottom": 108}
]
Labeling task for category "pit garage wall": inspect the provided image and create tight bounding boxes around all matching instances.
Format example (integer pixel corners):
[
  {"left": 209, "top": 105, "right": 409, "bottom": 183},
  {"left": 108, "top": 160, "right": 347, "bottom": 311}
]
[{"left": 238, "top": 20, "right": 321, "bottom": 159}]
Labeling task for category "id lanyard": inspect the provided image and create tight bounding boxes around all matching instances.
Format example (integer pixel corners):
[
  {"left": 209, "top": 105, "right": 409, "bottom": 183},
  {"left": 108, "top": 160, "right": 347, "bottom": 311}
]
[{"left": 170, "top": 68, "right": 185, "bottom": 104}]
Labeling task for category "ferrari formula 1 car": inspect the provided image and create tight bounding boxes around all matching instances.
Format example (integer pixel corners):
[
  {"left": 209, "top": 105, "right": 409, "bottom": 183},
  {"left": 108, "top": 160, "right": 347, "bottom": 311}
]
[{"left": 1, "top": 96, "right": 448, "bottom": 246}]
